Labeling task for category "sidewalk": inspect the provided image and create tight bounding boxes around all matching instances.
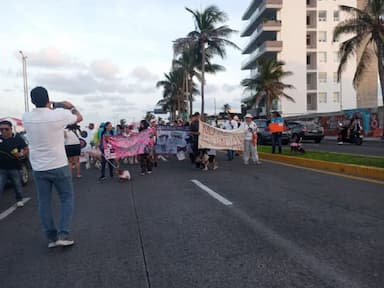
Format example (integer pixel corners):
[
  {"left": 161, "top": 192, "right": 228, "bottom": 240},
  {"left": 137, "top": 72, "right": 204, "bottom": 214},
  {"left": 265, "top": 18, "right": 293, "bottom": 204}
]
[{"left": 324, "top": 136, "right": 383, "bottom": 142}]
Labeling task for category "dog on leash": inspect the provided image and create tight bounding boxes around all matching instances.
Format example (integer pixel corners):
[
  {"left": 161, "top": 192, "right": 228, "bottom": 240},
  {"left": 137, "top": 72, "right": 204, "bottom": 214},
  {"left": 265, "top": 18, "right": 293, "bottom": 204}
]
[{"left": 117, "top": 169, "right": 131, "bottom": 181}]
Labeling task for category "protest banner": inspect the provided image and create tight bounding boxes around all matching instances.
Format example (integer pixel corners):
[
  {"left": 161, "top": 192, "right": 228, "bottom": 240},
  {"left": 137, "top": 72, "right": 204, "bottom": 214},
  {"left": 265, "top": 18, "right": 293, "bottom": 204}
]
[
  {"left": 103, "top": 130, "right": 151, "bottom": 159},
  {"left": 198, "top": 121, "right": 244, "bottom": 151},
  {"left": 155, "top": 126, "right": 191, "bottom": 154}
]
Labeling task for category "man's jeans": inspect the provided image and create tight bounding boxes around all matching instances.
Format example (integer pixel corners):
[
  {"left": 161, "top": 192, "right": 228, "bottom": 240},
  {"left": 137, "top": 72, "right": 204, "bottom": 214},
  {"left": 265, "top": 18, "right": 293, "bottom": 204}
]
[
  {"left": 0, "top": 169, "right": 24, "bottom": 201},
  {"left": 33, "top": 166, "right": 73, "bottom": 241}
]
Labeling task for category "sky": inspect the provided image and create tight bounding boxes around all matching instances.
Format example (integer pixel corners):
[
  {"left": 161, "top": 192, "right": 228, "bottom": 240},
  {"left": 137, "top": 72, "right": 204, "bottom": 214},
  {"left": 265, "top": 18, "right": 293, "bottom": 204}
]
[{"left": 0, "top": 0, "right": 250, "bottom": 126}]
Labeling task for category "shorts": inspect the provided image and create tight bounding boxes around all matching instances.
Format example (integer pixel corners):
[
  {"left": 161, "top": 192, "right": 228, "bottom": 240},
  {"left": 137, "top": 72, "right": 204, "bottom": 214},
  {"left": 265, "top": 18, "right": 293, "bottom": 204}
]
[{"left": 65, "top": 144, "right": 81, "bottom": 157}]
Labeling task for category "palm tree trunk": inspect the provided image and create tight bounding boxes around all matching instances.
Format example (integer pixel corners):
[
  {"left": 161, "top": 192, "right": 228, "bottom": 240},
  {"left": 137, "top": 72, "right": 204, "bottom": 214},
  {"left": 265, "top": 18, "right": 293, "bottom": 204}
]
[
  {"left": 185, "top": 73, "right": 189, "bottom": 114},
  {"left": 265, "top": 92, "right": 271, "bottom": 119},
  {"left": 188, "top": 75, "right": 193, "bottom": 115},
  {"left": 377, "top": 40, "right": 384, "bottom": 137},
  {"left": 201, "top": 41, "right": 206, "bottom": 118}
]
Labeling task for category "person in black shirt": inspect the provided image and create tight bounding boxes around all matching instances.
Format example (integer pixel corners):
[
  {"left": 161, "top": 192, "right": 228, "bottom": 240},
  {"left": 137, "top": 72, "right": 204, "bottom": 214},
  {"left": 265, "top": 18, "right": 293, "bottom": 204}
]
[
  {"left": 189, "top": 112, "right": 200, "bottom": 167},
  {"left": 0, "top": 120, "right": 29, "bottom": 207}
]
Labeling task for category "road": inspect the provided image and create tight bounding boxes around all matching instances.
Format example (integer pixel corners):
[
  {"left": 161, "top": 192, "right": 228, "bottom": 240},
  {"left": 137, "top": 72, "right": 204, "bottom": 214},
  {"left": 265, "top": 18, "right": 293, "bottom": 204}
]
[
  {"left": 0, "top": 154, "right": 383, "bottom": 288},
  {"left": 302, "top": 139, "right": 384, "bottom": 157}
]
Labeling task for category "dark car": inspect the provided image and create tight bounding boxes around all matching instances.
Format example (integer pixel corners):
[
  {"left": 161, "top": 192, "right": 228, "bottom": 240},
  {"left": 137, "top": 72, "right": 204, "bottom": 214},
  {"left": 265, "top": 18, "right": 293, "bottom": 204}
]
[
  {"left": 286, "top": 121, "right": 324, "bottom": 143},
  {"left": 254, "top": 119, "right": 291, "bottom": 145}
]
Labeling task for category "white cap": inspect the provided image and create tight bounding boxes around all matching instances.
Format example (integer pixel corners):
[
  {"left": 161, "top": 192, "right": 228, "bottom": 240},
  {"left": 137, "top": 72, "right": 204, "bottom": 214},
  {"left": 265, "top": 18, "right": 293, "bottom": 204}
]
[{"left": 245, "top": 113, "right": 253, "bottom": 118}]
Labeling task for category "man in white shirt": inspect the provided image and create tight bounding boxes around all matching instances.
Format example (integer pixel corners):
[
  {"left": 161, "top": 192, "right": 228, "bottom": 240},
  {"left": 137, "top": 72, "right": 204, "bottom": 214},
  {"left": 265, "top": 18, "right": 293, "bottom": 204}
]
[
  {"left": 224, "top": 115, "right": 235, "bottom": 161},
  {"left": 240, "top": 114, "right": 261, "bottom": 165},
  {"left": 23, "top": 86, "right": 83, "bottom": 248}
]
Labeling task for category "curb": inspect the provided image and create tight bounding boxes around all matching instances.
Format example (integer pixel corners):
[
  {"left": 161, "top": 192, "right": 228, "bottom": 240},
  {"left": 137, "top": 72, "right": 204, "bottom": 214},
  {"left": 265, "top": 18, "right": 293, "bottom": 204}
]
[{"left": 259, "top": 152, "right": 384, "bottom": 181}]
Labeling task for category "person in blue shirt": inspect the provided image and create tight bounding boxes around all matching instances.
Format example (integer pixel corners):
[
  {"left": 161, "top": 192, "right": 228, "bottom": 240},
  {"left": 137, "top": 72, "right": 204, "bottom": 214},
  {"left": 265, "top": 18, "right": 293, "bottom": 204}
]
[{"left": 270, "top": 111, "right": 284, "bottom": 154}]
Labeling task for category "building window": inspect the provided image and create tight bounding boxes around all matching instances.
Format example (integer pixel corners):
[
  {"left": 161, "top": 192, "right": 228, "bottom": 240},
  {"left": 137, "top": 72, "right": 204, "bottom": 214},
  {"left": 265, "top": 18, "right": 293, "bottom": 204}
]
[
  {"left": 319, "top": 72, "right": 327, "bottom": 83},
  {"left": 319, "top": 11, "right": 327, "bottom": 22},
  {"left": 333, "top": 92, "right": 340, "bottom": 103},
  {"left": 319, "top": 52, "right": 327, "bottom": 63},
  {"left": 333, "top": 52, "right": 339, "bottom": 63},
  {"left": 319, "top": 92, "right": 327, "bottom": 103},
  {"left": 334, "top": 10, "right": 340, "bottom": 21},
  {"left": 307, "top": 34, "right": 311, "bottom": 46},
  {"left": 319, "top": 31, "right": 327, "bottom": 42},
  {"left": 307, "top": 55, "right": 311, "bottom": 65},
  {"left": 333, "top": 72, "right": 338, "bottom": 83}
]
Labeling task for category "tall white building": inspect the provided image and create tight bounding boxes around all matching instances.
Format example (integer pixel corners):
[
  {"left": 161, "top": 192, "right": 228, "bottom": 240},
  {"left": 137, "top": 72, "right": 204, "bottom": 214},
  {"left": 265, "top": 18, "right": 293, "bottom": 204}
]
[{"left": 241, "top": 0, "right": 378, "bottom": 116}]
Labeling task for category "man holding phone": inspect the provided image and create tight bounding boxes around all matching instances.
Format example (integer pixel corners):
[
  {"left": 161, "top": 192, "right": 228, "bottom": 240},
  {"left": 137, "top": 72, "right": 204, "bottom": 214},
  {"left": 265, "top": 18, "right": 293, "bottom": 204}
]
[{"left": 23, "top": 86, "right": 83, "bottom": 248}]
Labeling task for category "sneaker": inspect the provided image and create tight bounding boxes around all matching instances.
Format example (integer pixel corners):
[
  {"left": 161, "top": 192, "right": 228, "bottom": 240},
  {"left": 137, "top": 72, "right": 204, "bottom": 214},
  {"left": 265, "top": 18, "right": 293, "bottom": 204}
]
[
  {"left": 255, "top": 161, "right": 262, "bottom": 165},
  {"left": 98, "top": 176, "right": 106, "bottom": 181},
  {"left": 147, "top": 170, "right": 152, "bottom": 174},
  {"left": 244, "top": 161, "right": 249, "bottom": 165},
  {"left": 56, "top": 236, "right": 75, "bottom": 247},
  {"left": 16, "top": 201, "right": 24, "bottom": 208},
  {"left": 48, "top": 241, "right": 59, "bottom": 248},
  {"left": 141, "top": 172, "right": 145, "bottom": 176}
]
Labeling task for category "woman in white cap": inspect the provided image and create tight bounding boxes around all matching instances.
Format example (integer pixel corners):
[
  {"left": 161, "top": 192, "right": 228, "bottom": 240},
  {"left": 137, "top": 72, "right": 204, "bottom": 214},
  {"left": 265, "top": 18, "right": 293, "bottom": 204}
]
[{"left": 240, "top": 114, "right": 261, "bottom": 165}]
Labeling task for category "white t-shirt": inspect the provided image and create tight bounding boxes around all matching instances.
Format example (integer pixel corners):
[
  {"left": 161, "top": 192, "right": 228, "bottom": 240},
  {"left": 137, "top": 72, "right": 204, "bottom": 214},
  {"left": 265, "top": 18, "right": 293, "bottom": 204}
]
[
  {"left": 240, "top": 121, "right": 258, "bottom": 140},
  {"left": 64, "top": 129, "right": 80, "bottom": 145},
  {"left": 23, "top": 108, "right": 77, "bottom": 171}
]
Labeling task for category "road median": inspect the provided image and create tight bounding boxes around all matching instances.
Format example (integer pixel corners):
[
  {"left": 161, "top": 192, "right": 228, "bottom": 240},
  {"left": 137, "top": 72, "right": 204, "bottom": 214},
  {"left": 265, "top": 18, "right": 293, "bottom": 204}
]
[{"left": 259, "top": 152, "right": 384, "bottom": 181}]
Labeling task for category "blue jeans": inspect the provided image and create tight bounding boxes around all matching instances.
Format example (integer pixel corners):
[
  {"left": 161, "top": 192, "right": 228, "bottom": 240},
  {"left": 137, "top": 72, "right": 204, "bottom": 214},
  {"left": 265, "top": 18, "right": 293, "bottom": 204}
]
[
  {"left": 33, "top": 166, "right": 73, "bottom": 241},
  {"left": 272, "top": 133, "right": 282, "bottom": 154},
  {"left": 0, "top": 168, "right": 24, "bottom": 201},
  {"left": 227, "top": 150, "right": 234, "bottom": 160}
]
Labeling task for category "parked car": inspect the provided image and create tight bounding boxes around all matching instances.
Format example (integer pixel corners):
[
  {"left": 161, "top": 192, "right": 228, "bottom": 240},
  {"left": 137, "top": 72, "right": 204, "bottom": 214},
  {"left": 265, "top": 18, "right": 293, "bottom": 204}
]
[
  {"left": 254, "top": 119, "right": 291, "bottom": 145},
  {"left": 286, "top": 121, "right": 324, "bottom": 143}
]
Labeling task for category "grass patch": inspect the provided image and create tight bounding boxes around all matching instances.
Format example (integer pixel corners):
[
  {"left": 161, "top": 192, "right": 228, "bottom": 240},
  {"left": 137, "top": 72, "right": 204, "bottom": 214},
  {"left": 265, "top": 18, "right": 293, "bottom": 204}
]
[{"left": 258, "top": 145, "right": 384, "bottom": 168}]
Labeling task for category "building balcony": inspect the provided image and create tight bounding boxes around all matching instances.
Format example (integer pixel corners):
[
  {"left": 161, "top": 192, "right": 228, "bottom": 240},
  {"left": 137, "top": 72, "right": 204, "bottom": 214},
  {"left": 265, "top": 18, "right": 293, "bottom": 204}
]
[
  {"left": 241, "top": 0, "right": 282, "bottom": 37},
  {"left": 243, "top": 20, "right": 281, "bottom": 54},
  {"left": 241, "top": 40, "right": 282, "bottom": 70}
]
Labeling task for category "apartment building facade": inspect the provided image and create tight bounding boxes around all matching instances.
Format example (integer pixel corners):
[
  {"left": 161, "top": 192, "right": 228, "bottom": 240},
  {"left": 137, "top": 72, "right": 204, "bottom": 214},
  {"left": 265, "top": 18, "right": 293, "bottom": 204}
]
[{"left": 241, "top": 0, "right": 378, "bottom": 117}]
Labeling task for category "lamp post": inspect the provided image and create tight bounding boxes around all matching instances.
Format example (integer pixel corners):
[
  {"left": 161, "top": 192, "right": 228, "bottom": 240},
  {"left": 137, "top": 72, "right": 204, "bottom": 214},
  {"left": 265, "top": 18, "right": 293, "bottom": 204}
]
[{"left": 19, "top": 51, "right": 29, "bottom": 112}]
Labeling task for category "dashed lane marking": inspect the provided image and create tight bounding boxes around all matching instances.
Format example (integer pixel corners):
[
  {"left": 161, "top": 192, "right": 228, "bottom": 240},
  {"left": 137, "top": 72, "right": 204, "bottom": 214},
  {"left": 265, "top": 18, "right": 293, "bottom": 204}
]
[
  {"left": 0, "top": 197, "right": 31, "bottom": 221},
  {"left": 191, "top": 179, "right": 233, "bottom": 206}
]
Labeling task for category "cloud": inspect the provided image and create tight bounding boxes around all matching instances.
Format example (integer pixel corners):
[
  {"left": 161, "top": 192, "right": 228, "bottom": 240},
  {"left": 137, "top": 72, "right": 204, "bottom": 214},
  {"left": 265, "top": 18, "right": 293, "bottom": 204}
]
[
  {"left": 23, "top": 48, "right": 83, "bottom": 69},
  {"left": 130, "top": 66, "right": 158, "bottom": 82},
  {"left": 34, "top": 72, "right": 98, "bottom": 95},
  {"left": 222, "top": 84, "right": 240, "bottom": 93},
  {"left": 90, "top": 60, "right": 119, "bottom": 80}
]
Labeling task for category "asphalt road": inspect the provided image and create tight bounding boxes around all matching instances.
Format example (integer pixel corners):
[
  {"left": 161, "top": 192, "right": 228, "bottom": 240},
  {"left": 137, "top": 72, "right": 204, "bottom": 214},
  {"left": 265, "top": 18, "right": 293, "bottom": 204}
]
[
  {"left": 302, "top": 139, "right": 384, "bottom": 157},
  {"left": 0, "top": 154, "right": 383, "bottom": 288}
]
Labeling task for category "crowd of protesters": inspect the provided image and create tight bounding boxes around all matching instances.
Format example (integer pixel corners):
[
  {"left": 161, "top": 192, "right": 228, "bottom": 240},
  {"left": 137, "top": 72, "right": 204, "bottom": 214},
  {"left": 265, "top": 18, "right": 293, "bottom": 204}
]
[{"left": 0, "top": 85, "right": 284, "bottom": 249}]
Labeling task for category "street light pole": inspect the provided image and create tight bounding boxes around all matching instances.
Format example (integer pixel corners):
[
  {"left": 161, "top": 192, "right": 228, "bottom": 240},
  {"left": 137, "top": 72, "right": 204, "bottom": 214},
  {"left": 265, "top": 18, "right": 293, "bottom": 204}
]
[{"left": 19, "top": 51, "right": 29, "bottom": 112}]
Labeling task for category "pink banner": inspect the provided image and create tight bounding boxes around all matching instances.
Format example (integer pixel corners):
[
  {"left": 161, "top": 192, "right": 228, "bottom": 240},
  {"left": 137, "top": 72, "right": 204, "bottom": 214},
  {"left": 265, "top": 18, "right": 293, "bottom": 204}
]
[{"left": 103, "top": 130, "right": 151, "bottom": 159}]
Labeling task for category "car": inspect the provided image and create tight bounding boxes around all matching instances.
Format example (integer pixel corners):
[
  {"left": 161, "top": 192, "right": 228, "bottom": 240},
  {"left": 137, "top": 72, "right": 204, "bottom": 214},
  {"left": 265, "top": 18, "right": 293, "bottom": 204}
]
[
  {"left": 286, "top": 121, "right": 324, "bottom": 143},
  {"left": 254, "top": 119, "right": 291, "bottom": 145}
]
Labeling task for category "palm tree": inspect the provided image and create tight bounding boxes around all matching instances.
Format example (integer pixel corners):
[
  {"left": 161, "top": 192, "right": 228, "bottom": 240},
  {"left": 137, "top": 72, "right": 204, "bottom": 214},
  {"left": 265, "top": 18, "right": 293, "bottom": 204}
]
[
  {"left": 174, "top": 5, "right": 239, "bottom": 116},
  {"left": 333, "top": 0, "right": 384, "bottom": 134},
  {"left": 173, "top": 42, "right": 224, "bottom": 114},
  {"left": 241, "top": 57, "right": 295, "bottom": 119}
]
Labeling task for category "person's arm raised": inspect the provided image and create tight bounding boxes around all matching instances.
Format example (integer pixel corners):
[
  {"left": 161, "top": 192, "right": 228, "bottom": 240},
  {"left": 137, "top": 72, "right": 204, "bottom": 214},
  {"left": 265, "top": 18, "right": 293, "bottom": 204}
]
[{"left": 61, "top": 101, "right": 83, "bottom": 123}]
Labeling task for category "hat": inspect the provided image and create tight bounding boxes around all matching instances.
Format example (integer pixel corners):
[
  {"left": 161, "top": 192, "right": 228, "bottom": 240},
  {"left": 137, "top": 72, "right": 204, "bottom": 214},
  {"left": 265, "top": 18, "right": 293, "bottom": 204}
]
[
  {"left": 245, "top": 113, "right": 253, "bottom": 118},
  {"left": 233, "top": 115, "right": 239, "bottom": 121},
  {"left": 31, "top": 86, "right": 49, "bottom": 108}
]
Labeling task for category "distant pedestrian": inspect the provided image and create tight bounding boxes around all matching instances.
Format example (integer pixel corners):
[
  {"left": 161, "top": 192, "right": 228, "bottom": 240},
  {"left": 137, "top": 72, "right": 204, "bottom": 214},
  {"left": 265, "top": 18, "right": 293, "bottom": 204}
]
[
  {"left": 64, "top": 124, "right": 82, "bottom": 178},
  {"left": 23, "top": 86, "right": 83, "bottom": 248},
  {"left": 189, "top": 112, "right": 200, "bottom": 168},
  {"left": 224, "top": 114, "right": 235, "bottom": 161},
  {"left": 98, "top": 121, "right": 115, "bottom": 181},
  {"left": 0, "top": 120, "right": 29, "bottom": 207},
  {"left": 240, "top": 114, "right": 261, "bottom": 165},
  {"left": 138, "top": 120, "right": 153, "bottom": 175},
  {"left": 270, "top": 111, "right": 284, "bottom": 154}
]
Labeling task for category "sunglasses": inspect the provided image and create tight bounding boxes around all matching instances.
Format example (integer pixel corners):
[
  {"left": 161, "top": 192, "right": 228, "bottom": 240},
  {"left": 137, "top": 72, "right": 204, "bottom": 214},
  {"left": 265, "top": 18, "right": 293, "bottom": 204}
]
[{"left": 0, "top": 127, "right": 11, "bottom": 131}]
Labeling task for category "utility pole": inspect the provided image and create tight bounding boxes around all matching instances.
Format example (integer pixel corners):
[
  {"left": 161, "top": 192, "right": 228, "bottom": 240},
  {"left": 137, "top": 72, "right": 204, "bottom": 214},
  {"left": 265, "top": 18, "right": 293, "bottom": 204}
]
[{"left": 19, "top": 51, "right": 29, "bottom": 112}]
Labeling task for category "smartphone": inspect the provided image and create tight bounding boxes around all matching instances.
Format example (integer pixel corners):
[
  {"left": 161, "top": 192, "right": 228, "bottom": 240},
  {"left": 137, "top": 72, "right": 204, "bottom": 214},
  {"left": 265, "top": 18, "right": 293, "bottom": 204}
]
[{"left": 52, "top": 102, "right": 66, "bottom": 109}]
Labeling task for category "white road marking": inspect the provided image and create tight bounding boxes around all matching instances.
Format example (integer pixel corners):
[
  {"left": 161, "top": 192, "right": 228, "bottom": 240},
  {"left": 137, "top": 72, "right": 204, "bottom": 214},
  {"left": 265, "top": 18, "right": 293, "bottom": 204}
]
[
  {"left": 191, "top": 180, "right": 233, "bottom": 206},
  {"left": 0, "top": 197, "right": 31, "bottom": 221},
  {"left": 158, "top": 155, "right": 168, "bottom": 162}
]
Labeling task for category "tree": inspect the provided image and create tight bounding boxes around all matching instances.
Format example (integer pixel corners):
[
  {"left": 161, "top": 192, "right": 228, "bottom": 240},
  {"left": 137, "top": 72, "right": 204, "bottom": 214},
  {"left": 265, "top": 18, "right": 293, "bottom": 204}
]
[
  {"left": 174, "top": 5, "right": 239, "bottom": 116},
  {"left": 156, "top": 69, "right": 186, "bottom": 121},
  {"left": 333, "top": 0, "right": 384, "bottom": 135},
  {"left": 241, "top": 57, "right": 294, "bottom": 119},
  {"left": 222, "top": 103, "right": 231, "bottom": 113}
]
